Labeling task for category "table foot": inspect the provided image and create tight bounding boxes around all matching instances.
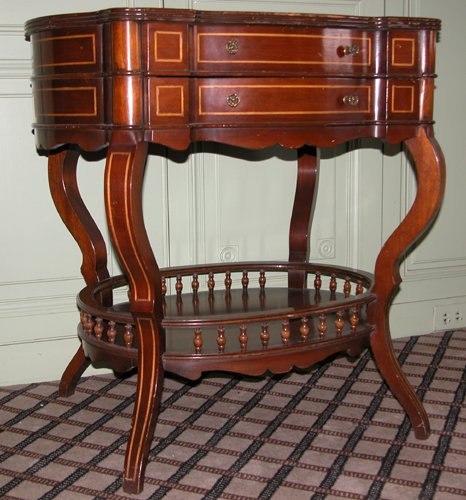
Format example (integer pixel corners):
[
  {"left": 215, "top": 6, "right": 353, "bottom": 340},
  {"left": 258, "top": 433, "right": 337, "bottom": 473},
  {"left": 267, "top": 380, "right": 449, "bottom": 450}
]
[
  {"left": 370, "top": 327, "right": 430, "bottom": 438},
  {"left": 122, "top": 317, "right": 164, "bottom": 494}
]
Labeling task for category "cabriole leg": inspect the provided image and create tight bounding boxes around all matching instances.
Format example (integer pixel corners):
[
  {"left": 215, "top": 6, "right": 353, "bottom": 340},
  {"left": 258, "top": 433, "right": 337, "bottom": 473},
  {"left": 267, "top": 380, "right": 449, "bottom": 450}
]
[
  {"left": 288, "top": 145, "right": 319, "bottom": 288},
  {"left": 48, "top": 149, "right": 111, "bottom": 396},
  {"left": 103, "top": 141, "right": 164, "bottom": 494},
  {"left": 368, "top": 128, "right": 446, "bottom": 439}
]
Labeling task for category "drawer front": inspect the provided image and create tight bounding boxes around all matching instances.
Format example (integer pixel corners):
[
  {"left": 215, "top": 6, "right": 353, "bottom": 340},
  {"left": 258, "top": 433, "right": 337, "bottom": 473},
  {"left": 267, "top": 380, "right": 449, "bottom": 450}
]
[
  {"left": 388, "top": 30, "right": 436, "bottom": 75},
  {"left": 30, "top": 27, "right": 102, "bottom": 76},
  {"left": 387, "top": 78, "right": 433, "bottom": 122},
  {"left": 147, "top": 78, "right": 189, "bottom": 125},
  {"left": 32, "top": 78, "right": 104, "bottom": 125},
  {"left": 144, "top": 23, "right": 189, "bottom": 73},
  {"left": 195, "top": 78, "right": 376, "bottom": 124},
  {"left": 195, "top": 26, "right": 375, "bottom": 75}
]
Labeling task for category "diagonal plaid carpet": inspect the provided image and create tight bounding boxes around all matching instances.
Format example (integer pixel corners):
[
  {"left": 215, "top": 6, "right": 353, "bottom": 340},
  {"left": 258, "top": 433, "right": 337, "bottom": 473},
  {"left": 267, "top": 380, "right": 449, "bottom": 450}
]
[{"left": 0, "top": 330, "right": 465, "bottom": 499}]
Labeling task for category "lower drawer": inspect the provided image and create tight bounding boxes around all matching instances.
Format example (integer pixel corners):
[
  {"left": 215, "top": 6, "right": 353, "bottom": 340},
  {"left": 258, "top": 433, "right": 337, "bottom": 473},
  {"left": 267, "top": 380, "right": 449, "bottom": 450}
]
[{"left": 194, "top": 78, "right": 377, "bottom": 124}]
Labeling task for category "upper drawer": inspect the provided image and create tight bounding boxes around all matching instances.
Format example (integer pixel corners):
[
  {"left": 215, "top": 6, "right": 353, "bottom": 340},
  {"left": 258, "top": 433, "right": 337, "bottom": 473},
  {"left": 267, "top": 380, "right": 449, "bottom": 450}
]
[
  {"left": 30, "top": 27, "right": 103, "bottom": 76},
  {"left": 388, "top": 30, "right": 437, "bottom": 75},
  {"left": 143, "top": 23, "right": 189, "bottom": 73},
  {"left": 194, "top": 26, "right": 375, "bottom": 75}
]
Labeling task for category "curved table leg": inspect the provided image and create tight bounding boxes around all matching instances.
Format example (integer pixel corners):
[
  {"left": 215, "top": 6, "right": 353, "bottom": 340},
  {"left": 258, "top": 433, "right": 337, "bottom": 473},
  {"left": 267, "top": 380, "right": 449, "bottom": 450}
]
[
  {"left": 48, "top": 149, "right": 111, "bottom": 396},
  {"left": 288, "top": 145, "right": 319, "bottom": 288},
  {"left": 103, "top": 141, "right": 165, "bottom": 494},
  {"left": 367, "top": 128, "right": 446, "bottom": 439}
]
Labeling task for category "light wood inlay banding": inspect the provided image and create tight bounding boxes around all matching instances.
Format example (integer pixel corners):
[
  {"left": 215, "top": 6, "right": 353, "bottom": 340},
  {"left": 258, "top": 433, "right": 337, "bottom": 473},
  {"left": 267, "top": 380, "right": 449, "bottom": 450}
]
[
  {"left": 36, "top": 34, "right": 97, "bottom": 67},
  {"left": 198, "top": 32, "right": 372, "bottom": 66},
  {"left": 391, "top": 37, "right": 416, "bottom": 67},
  {"left": 154, "top": 31, "right": 183, "bottom": 62},
  {"left": 155, "top": 85, "right": 185, "bottom": 116},
  {"left": 198, "top": 84, "right": 371, "bottom": 116},
  {"left": 391, "top": 85, "right": 415, "bottom": 113},
  {"left": 37, "top": 87, "right": 97, "bottom": 117}
]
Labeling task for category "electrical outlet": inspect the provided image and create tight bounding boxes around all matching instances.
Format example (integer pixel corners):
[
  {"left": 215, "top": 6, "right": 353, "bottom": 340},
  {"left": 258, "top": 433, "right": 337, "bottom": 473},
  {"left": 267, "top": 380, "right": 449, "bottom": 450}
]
[{"left": 433, "top": 303, "right": 466, "bottom": 331}]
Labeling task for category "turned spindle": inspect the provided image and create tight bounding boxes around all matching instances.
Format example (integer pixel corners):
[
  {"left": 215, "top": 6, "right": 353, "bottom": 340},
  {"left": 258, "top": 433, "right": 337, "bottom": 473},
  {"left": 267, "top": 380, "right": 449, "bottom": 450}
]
[
  {"left": 260, "top": 323, "right": 270, "bottom": 347},
  {"left": 343, "top": 276, "right": 351, "bottom": 297},
  {"left": 239, "top": 324, "right": 248, "bottom": 351},
  {"left": 208, "top": 272, "right": 215, "bottom": 295},
  {"left": 84, "top": 313, "right": 94, "bottom": 333},
  {"left": 314, "top": 271, "right": 322, "bottom": 291},
  {"left": 350, "top": 307, "right": 360, "bottom": 331},
  {"left": 80, "top": 309, "right": 86, "bottom": 326},
  {"left": 356, "top": 280, "right": 364, "bottom": 295},
  {"left": 329, "top": 274, "right": 337, "bottom": 296},
  {"left": 217, "top": 326, "right": 226, "bottom": 353},
  {"left": 224, "top": 271, "right": 232, "bottom": 292},
  {"left": 194, "top": 328, "right": 203, "bottom": 354},
  {"left": 175, "top": 274, "right": 183, "bottom": 296},
  {"left": 94, "top": 317, "right": 104, "bottom": 341},
  {"left": 107, "top": 321, "right": 116, "bottom": 344},
  {"left": 318, "top": 314, "right": 327, "bottom": 337},
  {"left": 242, "top": 271, "right": 249, "bottom": 291},
  {"left": 300, "top": 317, "right": 310, "bottom": 341},
  {"left": 335, "top": 310, "right": 344, "bottom": 335},
  {"left": 281, "top": 319, "right": 291, "bottom": 345},
  {"left": 124, "top": 324, "right": 134, "bottom": 348},
  {"left": 314, "top": 272, "right": 322, "bottom": 303},
  {"left": 192, "top": 273, "right": 199, "bottom": 295},
  {"left": 259, "top": 270, "right": 266, "bottom": 289}
]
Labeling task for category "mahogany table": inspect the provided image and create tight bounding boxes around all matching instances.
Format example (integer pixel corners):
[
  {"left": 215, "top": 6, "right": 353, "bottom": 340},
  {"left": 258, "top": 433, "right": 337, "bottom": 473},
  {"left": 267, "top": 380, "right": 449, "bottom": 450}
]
[{"left": 26, "top": 8, "right": 444, "bottom": 494}]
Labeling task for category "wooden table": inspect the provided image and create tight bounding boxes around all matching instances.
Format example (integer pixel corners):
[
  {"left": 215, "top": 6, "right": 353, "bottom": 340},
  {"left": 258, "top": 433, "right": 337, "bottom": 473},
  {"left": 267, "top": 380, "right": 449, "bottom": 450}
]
[{"left": 26, "top": 8, "right": 444, "bottom": 494}]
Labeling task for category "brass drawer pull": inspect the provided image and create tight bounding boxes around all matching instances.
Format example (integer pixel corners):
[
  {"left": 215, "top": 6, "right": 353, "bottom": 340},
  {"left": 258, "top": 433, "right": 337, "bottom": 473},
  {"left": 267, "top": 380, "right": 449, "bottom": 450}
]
[
  {"left": 342, "top": 94, "right": 360, "bottom": 106},
  {"left": 338, "top": 44, "right": 360, "bottom": 56},
  {"left": 226, "top": 93, "right": 240, "bottom": 108},
  {"left": 226, "top": 39, "right": 239, "bottom": 54}
]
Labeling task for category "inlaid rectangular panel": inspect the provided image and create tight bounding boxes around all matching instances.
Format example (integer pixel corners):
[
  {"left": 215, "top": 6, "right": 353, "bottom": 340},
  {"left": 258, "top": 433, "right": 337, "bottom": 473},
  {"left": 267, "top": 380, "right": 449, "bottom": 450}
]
[
  {"left": 147, "top": 78, "right": 189, "bottom": 125},
  {"left": 387, "top": 79, "right": 431, "bottom": 121},
  {"left": 32, "top": 78, "right": 104, "bottom": 124},
  {"left": 388, "top": 30, "right": 436, "bottom": 75},
  {"left": 195, "top": 26, "right": 375, "bottom": 75},
  {"left": 195, "top": 78, "right": 375, "bottom": 124},
  {"left": 144, "top": 23, "right": 189, "bottom": 73},
  {"left": 30, "top": 27, "right": 102, "bottom": 75}
]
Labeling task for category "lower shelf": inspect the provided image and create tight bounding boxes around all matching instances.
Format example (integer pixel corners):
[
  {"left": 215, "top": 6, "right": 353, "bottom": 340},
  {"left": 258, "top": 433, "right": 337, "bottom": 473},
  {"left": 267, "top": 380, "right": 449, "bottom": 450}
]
[{"left": 77, "top": 261, "right": 376, "bottom": 379}]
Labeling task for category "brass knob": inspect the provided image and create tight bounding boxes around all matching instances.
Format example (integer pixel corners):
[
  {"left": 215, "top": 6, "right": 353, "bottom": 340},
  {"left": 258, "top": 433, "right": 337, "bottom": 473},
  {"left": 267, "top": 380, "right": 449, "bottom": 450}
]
[
  {"left": 338, "top": 44, "right": 360, "bottom": 57},
  {"left": 342, "top": 94, "right": 360, "bottom": 106},
  {"left": 225, "top": 39, "right": 239, "bottom": 54},
  {"left": 226, "top": 93, "right": 240, "bottom": 108}
]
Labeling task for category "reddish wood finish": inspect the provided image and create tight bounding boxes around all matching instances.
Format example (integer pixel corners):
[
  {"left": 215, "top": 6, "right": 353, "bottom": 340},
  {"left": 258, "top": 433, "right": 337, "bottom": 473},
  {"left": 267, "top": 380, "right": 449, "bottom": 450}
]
[{"left": 26, "top": 8, "right": 443, "bottom": 494}]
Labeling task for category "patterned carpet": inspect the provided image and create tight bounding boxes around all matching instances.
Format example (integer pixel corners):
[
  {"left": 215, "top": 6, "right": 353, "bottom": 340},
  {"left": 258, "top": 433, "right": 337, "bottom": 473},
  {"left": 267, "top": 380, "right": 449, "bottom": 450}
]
[{"left": 0, "top": 330, "right": 465, "bottom": 499}]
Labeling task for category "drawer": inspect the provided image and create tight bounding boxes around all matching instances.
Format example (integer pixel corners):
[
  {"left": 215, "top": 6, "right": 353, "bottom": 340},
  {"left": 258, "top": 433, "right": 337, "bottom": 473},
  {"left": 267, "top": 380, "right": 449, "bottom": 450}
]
[
  {"left": 30, "top": 27, "right": 103, "bottom": 76},
  {"left": 388, "top": 30, "right": 437, "bottom": 75},
  {"left": 195, "top": 26, "right": 375, "bottom": 75},
  {"left": 147, "top": 78, "right": 189, "bottom": 125},
  {"left": 143, "top": 23, "right": 189, "bottom": 73},
  {"left": 387, "top": 78, "right": 433, "bottom": 122},
  {"left": 31, "top": 77, "right": 104, "bottom": 125},
  {"left": 195, "top": 78, "right": 376, "bottom": 124}
]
